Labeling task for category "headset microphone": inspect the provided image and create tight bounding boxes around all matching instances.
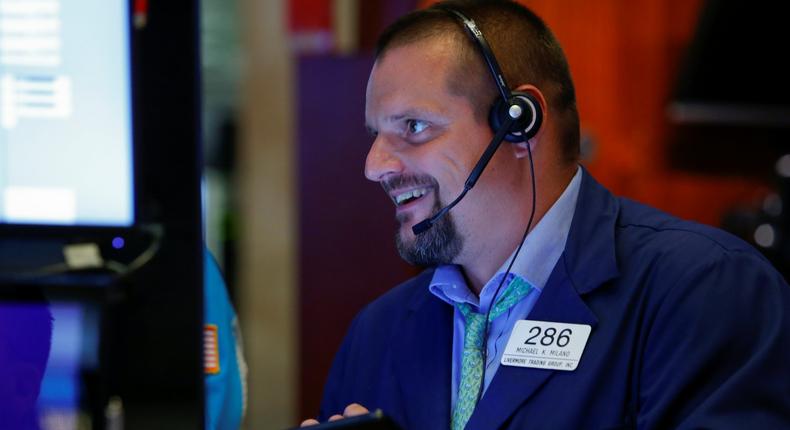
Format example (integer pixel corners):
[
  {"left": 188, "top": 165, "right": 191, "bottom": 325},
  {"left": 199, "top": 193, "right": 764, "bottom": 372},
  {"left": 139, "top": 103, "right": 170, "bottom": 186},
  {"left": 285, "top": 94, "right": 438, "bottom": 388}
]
[{"left": 411, "top": 112, "right": 518, "bottom": 235}]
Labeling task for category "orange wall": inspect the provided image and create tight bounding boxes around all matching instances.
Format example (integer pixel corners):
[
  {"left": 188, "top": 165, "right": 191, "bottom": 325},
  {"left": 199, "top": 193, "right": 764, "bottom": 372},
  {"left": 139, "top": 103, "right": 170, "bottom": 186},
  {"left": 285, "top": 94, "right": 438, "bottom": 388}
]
[{"left": 418, "top": 0, "right": 769, "bottom": 225}]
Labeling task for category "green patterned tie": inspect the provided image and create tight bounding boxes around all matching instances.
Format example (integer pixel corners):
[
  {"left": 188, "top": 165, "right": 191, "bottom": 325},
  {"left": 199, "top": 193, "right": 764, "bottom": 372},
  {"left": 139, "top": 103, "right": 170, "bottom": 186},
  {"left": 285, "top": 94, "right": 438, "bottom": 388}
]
[{"left": 451, "top": 276, "right": 533, "bottom": 430}]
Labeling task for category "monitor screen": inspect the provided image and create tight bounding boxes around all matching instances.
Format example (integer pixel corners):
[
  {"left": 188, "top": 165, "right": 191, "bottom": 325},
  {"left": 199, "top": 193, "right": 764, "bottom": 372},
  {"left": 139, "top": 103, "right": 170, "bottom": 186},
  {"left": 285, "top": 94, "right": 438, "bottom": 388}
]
[{"left": 0, "top": 0, "right": 134, "bottom": 227}]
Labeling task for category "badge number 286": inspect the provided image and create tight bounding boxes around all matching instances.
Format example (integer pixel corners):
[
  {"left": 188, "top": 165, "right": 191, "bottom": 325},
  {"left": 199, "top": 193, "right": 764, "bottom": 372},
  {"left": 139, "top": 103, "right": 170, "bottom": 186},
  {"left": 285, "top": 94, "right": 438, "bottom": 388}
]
[{"left": 501, "top": 320, "right": 592, "bottom": 371}]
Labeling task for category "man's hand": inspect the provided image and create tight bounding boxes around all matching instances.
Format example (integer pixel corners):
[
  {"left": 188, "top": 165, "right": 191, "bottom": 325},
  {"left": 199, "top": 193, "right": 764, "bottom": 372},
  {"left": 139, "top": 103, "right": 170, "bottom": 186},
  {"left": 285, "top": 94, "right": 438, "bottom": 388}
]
[{"left": 300, "top": 403, "right": 370, "bottom": 427}]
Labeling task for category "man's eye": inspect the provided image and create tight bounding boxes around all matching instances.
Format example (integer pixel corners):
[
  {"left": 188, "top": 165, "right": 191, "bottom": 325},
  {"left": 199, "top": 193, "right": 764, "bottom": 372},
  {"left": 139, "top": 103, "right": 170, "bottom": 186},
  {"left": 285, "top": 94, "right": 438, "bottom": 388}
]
[{"left": 405, "top": 119, "right": 429, "bottom": 135}]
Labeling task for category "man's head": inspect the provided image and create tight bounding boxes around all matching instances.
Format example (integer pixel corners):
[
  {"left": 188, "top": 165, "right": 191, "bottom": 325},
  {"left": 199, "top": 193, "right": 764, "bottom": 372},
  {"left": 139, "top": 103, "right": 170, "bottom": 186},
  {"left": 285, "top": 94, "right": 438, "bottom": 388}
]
[{"left": 364, "top": 0, "right": 579, "bottom": 268}]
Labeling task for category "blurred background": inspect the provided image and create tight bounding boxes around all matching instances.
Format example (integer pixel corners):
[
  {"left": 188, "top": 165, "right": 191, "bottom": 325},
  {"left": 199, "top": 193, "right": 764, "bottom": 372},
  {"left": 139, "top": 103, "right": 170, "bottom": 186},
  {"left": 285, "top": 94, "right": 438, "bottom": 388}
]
[{"left": 204, "top": 0, "right": 790, "bottom": 427}]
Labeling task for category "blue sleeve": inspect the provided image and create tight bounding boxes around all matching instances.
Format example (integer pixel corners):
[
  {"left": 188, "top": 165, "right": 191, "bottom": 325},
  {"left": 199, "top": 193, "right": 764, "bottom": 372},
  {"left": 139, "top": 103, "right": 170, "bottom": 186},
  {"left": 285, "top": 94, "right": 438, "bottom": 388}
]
[
  {"left": 637, "top": 250, "right": 790, "bottom": 428},
  {"left": 319, "top": 311, "right": 363, "bottom": 421},
  {"left": 204, "top": 248, "right": 247, "bottom": 430}
]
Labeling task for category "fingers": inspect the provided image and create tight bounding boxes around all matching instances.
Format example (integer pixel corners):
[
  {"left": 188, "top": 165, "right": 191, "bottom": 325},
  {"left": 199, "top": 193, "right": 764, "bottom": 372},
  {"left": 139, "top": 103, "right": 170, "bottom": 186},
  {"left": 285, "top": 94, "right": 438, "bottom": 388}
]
[
  {"left": 300, "top": 404, "right": 371, "bottom": 427},
  {"left": 343, "top": 403, "right": 370, "bottom": 417}
]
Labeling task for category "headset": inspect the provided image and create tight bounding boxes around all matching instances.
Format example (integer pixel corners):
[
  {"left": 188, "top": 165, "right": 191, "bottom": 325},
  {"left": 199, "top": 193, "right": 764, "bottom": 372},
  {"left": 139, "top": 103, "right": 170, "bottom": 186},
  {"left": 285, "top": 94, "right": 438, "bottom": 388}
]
[
  {"left": 447, "top": 9, "right": 543, "bottom": 143},
  {"left": 411, "top": 7, "right": 543, "bottom": 235}
]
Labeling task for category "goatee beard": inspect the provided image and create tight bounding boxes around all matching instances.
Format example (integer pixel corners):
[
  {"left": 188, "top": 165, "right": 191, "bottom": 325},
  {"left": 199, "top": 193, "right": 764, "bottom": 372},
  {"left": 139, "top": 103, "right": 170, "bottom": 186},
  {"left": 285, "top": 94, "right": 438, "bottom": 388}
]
[{"left": 395, "top": 197, "right": 463, "bottom": 267}]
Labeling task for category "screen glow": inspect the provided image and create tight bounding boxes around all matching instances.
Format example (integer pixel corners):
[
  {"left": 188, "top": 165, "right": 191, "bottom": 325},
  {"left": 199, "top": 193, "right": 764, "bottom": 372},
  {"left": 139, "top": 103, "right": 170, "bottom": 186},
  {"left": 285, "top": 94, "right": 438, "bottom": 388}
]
[{"left": 0, "top": 0, "right": 133, "bottom": 226}]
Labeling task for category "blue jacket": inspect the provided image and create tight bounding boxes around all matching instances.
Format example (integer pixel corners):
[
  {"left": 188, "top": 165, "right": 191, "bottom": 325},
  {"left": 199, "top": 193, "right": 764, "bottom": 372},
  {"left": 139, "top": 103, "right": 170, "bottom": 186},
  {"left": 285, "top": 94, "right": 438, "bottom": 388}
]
[{"left": 320, "top": 169, "right": 790, "bottom": 429}]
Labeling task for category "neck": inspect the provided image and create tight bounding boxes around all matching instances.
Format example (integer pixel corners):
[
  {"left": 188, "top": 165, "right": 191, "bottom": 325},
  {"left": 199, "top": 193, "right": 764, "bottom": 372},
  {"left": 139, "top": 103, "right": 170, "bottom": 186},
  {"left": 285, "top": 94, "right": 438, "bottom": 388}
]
[
  {"left": 460, "top": 213, "right": 538, "bottom": 295},
  {"left": 459, "top": 163, "right": 576, "bottom": 295}
]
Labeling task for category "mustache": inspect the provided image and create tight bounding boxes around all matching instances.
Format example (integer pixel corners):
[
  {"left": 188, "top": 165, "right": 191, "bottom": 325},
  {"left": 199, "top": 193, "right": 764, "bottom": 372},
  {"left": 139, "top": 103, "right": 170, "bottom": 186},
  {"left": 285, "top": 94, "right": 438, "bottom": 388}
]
[{"left": 381, "top": 174, "right": 439, "bottom": 193}]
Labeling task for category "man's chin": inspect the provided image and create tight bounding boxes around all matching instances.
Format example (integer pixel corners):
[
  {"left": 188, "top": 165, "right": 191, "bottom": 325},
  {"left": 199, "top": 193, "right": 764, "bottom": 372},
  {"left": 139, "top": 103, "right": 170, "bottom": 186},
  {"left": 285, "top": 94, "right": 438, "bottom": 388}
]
[
  {"left": 395, "top": 222, "right": 416, "bottom": 247},
  {"left": 396, "top": 210, "right": 414, "bottom": 224},
  {"left": 396, "top": 212, "right": 420, "bottom": 236},
  {"left": 394, "top": 215, "right": 462, "bottom": 268}
]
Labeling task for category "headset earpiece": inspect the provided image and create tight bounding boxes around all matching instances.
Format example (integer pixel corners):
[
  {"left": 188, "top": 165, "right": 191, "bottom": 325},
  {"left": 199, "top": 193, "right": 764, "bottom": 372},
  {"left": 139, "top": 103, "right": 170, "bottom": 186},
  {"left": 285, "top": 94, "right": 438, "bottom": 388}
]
[{"left": 488, "top": 92, "right": 543, "bottom": 143}]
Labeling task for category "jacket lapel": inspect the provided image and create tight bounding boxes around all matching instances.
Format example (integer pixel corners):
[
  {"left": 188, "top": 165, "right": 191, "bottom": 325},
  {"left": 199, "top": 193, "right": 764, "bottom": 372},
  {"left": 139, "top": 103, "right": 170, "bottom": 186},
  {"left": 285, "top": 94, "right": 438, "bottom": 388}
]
[
  {"left": 392, "top": 279, "right": 453, "bottom": 430},
  {"left": 464, "top": 256, "right": 597, "bottom": 430},
  {"left": 465, "top": 168, "right": 621, "bottom": 430}
]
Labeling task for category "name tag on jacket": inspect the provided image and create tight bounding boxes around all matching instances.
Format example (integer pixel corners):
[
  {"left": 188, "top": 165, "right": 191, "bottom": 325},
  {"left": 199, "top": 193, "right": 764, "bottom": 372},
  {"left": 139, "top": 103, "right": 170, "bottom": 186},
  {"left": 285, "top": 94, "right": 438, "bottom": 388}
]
[{"left": 501, "top": 320, "right": 592, "bottom": 371}]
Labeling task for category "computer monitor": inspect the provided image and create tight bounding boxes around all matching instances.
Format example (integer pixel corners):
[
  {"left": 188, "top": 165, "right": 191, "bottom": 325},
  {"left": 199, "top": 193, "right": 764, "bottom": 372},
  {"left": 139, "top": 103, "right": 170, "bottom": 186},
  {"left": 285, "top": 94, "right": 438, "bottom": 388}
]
[
  {"left": 0, "top": 0, "right": 134, "bottom": 227},
  {"left": 0, "top": 0, "right": 205, "bottom": 426}
]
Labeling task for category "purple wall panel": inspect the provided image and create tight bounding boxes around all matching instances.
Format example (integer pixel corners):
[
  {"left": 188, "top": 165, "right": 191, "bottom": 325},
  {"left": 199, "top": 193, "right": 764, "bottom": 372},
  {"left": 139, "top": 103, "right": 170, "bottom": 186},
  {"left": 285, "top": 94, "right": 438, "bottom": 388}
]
[{"left": 297, "top": 55, "right": 417, "bottom": 417}]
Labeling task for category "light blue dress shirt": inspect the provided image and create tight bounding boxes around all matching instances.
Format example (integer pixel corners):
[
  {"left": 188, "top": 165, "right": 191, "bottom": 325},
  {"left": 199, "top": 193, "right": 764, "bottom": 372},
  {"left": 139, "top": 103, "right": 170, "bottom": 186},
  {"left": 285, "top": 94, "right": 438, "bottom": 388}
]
[{"left": 429, "top": 166, "right": 582, "bottom": 408}]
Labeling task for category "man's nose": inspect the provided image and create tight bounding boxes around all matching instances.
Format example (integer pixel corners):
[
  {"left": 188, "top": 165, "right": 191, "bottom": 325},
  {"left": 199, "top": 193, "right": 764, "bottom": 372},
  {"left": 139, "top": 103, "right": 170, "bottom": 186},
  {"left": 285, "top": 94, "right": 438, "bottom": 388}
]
[{"left": 364, "top": 135, "right": 404, "bottom": 182}]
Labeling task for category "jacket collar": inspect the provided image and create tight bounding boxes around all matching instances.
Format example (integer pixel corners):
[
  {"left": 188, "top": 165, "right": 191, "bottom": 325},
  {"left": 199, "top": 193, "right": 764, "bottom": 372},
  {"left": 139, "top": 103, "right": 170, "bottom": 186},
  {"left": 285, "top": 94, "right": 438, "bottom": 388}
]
[{"left": 563, "top": 166, "right": 621, "bottom": 294}]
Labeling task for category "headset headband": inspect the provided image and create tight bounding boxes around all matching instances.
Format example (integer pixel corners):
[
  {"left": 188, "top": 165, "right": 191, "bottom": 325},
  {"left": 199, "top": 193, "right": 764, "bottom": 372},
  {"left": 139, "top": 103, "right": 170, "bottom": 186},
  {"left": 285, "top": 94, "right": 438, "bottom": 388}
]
[{"left": 444, "top": 8, "right": 513, "bottom": 103}]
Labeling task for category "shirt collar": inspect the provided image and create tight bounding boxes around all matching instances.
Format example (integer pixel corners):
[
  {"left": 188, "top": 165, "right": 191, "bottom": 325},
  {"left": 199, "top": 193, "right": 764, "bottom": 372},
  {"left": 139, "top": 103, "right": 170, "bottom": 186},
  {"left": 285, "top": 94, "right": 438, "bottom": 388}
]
[{"left": 429, "top": 166, "right": 583, "bottom": 309}]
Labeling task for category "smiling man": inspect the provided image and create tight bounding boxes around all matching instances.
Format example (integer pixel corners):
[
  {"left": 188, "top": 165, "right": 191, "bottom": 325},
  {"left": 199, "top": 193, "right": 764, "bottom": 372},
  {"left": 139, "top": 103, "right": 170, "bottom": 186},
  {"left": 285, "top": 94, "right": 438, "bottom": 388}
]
[{"left": 304, "top": 1, "right": 790, "bottom": 429}]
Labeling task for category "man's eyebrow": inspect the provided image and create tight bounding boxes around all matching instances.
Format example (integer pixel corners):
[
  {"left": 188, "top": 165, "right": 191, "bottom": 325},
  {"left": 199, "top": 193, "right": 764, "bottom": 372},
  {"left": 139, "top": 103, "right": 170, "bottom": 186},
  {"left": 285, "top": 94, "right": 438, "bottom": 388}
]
[
  {"left": 364, "top": 108, "right": 446, "bottom": 134},
  {"left": 385, "top": 108, "right": 436, "bottom": 122}
]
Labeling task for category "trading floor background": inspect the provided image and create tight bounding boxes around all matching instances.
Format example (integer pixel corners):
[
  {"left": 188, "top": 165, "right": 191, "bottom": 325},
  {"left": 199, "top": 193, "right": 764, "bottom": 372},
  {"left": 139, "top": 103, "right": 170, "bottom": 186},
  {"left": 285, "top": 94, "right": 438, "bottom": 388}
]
[{"left": 204, "top": 0, "right": 788, "bottom": 427}]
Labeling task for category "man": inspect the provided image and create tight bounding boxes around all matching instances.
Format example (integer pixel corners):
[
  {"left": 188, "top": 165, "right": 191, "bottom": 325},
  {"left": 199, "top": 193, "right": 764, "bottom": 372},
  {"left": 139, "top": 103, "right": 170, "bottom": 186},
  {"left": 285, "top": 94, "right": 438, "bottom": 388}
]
[{"left": 304, "top": 1, "right": 790, "bottom": 428}]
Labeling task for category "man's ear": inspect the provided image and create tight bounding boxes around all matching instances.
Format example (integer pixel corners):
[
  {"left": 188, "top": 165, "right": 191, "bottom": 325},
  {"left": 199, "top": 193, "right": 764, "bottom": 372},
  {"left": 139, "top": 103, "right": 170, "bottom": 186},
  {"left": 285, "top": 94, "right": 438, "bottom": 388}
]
[
  {"left": 511, "top": 84, "right": 547, "bottom": 159},
  {"left": 512, "top": 140, "right": 533, "bottom": 159}
]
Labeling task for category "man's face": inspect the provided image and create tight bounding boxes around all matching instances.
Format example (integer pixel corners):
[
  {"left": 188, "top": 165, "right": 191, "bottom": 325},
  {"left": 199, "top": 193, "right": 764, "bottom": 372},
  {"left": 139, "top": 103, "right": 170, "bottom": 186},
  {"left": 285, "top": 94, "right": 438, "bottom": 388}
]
[{"left": 364, "top": 37, "right": 504, "bottom": 266}]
